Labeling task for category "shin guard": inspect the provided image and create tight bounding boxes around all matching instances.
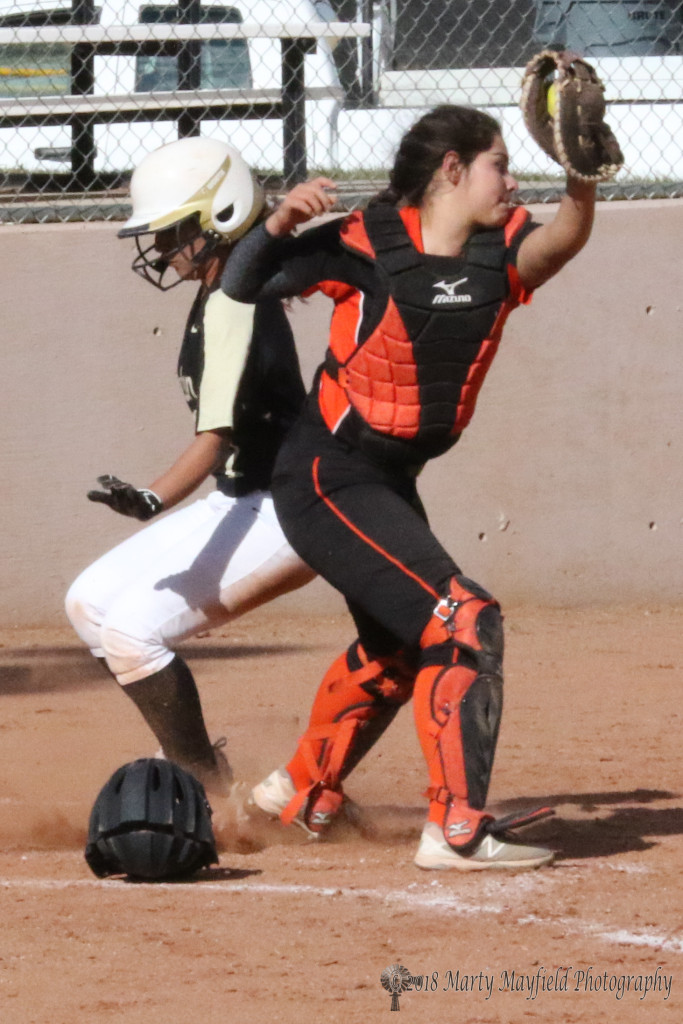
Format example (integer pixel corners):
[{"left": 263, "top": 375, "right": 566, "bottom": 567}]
[
  {"left": 283, "top": 641, "right": 415, "bottom": 832},
  {"left": 414, "top": 575, "right": 504, "bottom": 850}
]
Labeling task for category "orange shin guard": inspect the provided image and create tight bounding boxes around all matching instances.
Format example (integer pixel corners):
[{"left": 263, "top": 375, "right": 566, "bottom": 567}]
[
  {"left": 414, "top": 575, "right": 504, "bottom": 849},
  {"left": 283, "top": 641, "right": 415, "bottom": 830}
]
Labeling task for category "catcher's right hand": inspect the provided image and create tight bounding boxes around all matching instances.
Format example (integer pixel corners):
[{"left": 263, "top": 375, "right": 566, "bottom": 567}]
[
  {"left": 521, "top": 49, "right": 624, "bottom": 182},
  {"left": 87, "top": 475, "right": 163, "bottom": 521}
]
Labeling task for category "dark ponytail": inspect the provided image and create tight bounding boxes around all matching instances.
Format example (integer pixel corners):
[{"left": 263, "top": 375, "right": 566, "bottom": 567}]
[{"left": 370, "top": 105, "right": 501, "bottom": 208}]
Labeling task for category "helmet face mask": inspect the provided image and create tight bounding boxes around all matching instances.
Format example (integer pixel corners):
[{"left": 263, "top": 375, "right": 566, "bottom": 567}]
[
  {"left": 119, "top": 137, "right": 265, "bottom": 289},
  {"left": 130, "top": 214, "right": 225, "bottom": 291}
]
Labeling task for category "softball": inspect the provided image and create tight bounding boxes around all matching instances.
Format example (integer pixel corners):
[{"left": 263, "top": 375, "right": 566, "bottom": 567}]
[{"left": 546, "top": 82, "right": 558, "bottom": 118}]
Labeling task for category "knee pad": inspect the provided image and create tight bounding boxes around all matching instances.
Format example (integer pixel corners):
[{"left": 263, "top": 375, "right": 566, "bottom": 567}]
[
  {"left": 283, "top": 641, "right": 416, "bottom": 831},
  {"left": 420, "top": 573, "right": 504, "bottom": 673},
  {"left": 413, "top": 575, "right": 504, "bottom": 847}
]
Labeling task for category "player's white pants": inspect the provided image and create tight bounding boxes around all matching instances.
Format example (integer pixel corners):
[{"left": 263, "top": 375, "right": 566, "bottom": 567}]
[{"left": 65, "top": 489, "right": 315, "bottom": 685}]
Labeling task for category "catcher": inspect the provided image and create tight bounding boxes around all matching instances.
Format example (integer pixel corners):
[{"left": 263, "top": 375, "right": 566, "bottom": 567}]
[{"left": 220, "top": 56, "right": 623, "bottom": 870}]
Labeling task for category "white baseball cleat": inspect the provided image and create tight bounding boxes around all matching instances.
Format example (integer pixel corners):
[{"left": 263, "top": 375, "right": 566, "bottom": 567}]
[
  {"left": 414, "top": 821, "right": 554, "bottom": 871},
  {"left": 250, "top": 766, "right": 296, "bottom": 815},
  {"left": 249, "top": 767, "right": 319, "bottom": 838},
  {"left": 249, "top": 766, "right": 364, "bottom": 839}
]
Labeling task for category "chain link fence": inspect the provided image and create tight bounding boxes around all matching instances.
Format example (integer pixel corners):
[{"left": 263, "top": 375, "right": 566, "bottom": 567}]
[{"left": 0, "top": 0, "right": 681, "bottom": 220}]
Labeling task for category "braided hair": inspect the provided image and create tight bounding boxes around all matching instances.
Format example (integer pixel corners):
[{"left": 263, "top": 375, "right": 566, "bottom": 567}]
[{"left": 370, "top": 105, "right": 501, "bottom": 208}]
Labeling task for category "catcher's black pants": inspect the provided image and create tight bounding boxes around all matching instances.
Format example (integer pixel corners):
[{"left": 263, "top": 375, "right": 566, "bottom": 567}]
[{"left": 272, "top": 405, "right": 466, "bottom": 657}]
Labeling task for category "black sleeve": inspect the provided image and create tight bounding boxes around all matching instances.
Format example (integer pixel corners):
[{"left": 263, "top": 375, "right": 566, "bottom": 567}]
[
  {"left": 228, "top": 299, "right": 307, "bottom": 490},
  {"left": 506, "top": 216, "right": 542, "bottom": 266},
  {"left": 221, "top": 218, "right": 347, "bottom": 303}
]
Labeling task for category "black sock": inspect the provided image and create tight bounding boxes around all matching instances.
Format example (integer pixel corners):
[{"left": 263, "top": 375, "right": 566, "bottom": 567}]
[
  {"left": 96, "top": 656, "right": 116, "bottom": 679},
  {"left": 123, "top": 655, "right": 216, "bottom": 772}
]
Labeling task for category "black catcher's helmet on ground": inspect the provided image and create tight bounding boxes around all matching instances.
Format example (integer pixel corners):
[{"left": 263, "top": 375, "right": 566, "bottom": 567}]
[{"left": 85, "top": 758, "right": 218, "bottom": 880}]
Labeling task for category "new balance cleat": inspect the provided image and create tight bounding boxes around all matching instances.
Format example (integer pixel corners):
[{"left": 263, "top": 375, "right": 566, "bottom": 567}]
[{"left": 414, "top": 821, "right": 554, "bottom": 871}]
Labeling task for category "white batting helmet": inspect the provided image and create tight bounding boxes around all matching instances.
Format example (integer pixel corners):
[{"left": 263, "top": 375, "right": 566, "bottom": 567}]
[
  {"left": 119, "top": 135, "right": 264, "bottom": 242},
  {"left": 118, "top": 137, "right": 264, "bottom": 289}
]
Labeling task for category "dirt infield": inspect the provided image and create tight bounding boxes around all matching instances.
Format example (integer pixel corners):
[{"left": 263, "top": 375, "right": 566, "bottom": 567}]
[{"left": 0, "top": 605, "right": 681, "bottom": 1023}]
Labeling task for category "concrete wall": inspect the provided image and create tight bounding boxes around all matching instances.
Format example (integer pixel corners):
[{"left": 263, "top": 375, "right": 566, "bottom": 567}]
[{"left": 2, "top": 199, "right": 681, "bottom": 626}]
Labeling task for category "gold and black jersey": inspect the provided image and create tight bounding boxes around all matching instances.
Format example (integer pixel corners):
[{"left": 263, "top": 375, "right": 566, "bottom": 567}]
[{"left": 177, "top": 287, "right": 306, "bottom": 493}]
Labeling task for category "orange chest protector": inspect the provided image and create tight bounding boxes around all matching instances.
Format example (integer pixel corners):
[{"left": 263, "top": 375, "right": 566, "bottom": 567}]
[{"left": 319, "top": 204, "right": 532, "bottom": 466}]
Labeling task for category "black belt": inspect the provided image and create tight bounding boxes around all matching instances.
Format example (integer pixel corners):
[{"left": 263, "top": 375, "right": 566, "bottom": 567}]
[{"left": 215, "top": 476, "right": 266, "bottom": 498}]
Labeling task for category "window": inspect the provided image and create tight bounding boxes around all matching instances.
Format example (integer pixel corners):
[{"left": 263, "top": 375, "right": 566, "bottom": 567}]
[
  {"left": 0, "top": 9, "right": 99, "bottom": 98},
  {"left": 388, "top": 0, "right": 537, "bottom": 71},
  {"left": 135, "top": 5, "right": 252, "bottom": 92},
  {"left": 0, "top": 42, "right": 70, "bottom": 97}
]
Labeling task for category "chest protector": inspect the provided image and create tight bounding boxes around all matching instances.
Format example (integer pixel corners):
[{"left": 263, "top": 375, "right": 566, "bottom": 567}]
[{"left": 318, "top": 204, "right": 532, "bottom": 467}]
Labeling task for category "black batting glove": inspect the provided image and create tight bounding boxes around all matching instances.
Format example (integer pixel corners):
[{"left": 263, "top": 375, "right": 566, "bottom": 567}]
[{"left": 87, "top": 475, "right": 163, "bottom": 521}]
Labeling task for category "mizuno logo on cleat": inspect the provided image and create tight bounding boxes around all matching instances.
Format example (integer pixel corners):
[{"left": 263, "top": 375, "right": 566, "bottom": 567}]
[
  {"left": 432, "top": 278, "right": 472, "bottom": 304},
  {"left": 447, "top": 820, "right": 473, "bottom": 837}
]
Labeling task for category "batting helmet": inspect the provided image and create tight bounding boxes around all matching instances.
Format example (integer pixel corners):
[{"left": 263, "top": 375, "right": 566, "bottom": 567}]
[
  {"left": 84, "top": 758, "right": 218, "bottom": 881},
  {"left": 118, "top": 136, "right": 264, "bottom": 288}
]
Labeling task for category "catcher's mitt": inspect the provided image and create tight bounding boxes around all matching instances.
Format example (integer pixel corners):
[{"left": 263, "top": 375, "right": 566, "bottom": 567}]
[{"left": 521, "top": 49, "right": 624, "bottom": 183}]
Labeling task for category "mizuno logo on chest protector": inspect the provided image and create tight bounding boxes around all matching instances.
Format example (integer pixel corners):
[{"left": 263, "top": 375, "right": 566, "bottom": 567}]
[
  {"left": 432, "top": 278, "right": 472, "bottom": 304},
  {"left": 317, "top": 204, "right": 533, "bottom": 464}
]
